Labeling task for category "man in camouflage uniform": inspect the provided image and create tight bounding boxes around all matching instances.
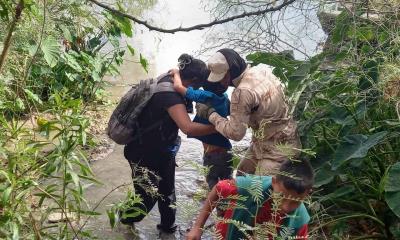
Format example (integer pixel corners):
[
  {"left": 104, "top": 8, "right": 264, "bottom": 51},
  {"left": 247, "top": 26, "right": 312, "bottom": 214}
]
[{"left": 199, "top": 48, "right": 300, "bottom": 175}]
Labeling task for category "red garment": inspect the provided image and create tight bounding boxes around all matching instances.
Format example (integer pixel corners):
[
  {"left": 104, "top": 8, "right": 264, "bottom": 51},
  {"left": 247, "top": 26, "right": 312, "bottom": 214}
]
[{"left": 215, "top": 179, "right": 308, "bottom": 240}]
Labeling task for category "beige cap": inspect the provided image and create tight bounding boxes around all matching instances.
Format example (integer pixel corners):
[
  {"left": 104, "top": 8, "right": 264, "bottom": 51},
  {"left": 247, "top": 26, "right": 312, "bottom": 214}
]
[{"left": 207, "top": 52, "right": 229, "bottom": 82}]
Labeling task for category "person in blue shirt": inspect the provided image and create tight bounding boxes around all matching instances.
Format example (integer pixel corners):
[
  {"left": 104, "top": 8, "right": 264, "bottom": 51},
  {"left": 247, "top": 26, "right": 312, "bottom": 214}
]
[{"left": 170, "top": 54, "right": 232, "bottom": 189}]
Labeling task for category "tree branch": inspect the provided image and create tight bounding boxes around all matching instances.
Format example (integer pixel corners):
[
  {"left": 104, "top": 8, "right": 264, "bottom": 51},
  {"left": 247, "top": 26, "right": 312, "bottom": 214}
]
[
  {"left": 0, "top": 0, "right": 24, "bottom": 73},
  {"left": 86, "top": 0, "right": 296, "bottom": 33}
]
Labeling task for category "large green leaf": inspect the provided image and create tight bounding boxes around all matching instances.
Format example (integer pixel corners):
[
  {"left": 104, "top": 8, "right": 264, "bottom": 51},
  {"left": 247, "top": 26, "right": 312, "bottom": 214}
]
[
  {"left": 287, "top": 61, "right": 311, "bottom": 93},
  {"left": 246, "top": 51, "right": 299, "bottom": 69},
  {"left": 64, "top": 53, "right": 83, "bottom": 72},
  {"left": 329, "top": 105, "right": 354, "bottom": 126},
  {"left": 314, "top": 164, "right": 336, "bottom": 187},
  {"left": 91, "top": 71, "right": 101, "bottom": 82},
  {"left": 60, "top": 25, "right": 73, "bottom": 42},
  {"left": 246, "top": 51, "right": 300, "bottom": 81},
  {"left": 28, "top": 43, "right": 39, "bottom": 57},
  {"left": 331, "top": 131, "right": 387, "bottom": 170},
  {"left": 320, "top": 185, "right": 355, "bottom": 202},
  {"left": 385, "top": 162, "right": 400, "bottom": 218},
  {"left": 385, "top": 162, "right": 400, "bottom": 192},
  {"left": 115, "top": 14, "right": 133, "bottom": 37},
  {"left": 105, "top": 11, "right": 133, "bottom": 38},
  {"left": 65, "top": 72, "right": 78, "bottom": 82},
  {"left": 41, "top": 36, "right": 61, "bottom": 68},
  {"left": 385, "top": 191, "right": 400, "bottom": 218},
  {"left": 24, "top": 89, "right": 43, "bottom": 104},
  {"left": 329, "top": 102, "right": 366, "bottom": 126}
]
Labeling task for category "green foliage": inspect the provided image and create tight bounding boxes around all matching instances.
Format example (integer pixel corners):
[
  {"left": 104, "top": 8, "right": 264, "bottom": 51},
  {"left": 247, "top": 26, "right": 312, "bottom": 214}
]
[
  {"left": 247, "top": 51, "right": 301, "bottom": 82},
  {"left": 0, "top": 1, "right": 13, "bottom": 21},
  {"left": 107, "top": 190, "right": 146, "bottom": 229},
  {"left": 0, "top": 94, "right": 97, "bottom": 239},
  {"left": 0, "top": 0, "right": 156, "bottom": 239},
  {"left": 385, "top": 162, "right": 400, "bottom": 218},
  {"left": 247, "top": 4, "right": 400, "bottom": 239},
  {"left": 0, "top": 0, "right": 143, "bottom": 115},
  {"left": 41, "top": 36, "right": 61, "bottom": 68},
  {"left": 331, "top": 131, "right": 387, "bottom": 170},
  {"left": 332, "top": 11, "right": 350, "bottom": 44},
  {"left": 248, "top": 177, "right": 263, "bottom": 205},
  {"left": 246, "top": 51, "right": 323, "bottom": 118}
]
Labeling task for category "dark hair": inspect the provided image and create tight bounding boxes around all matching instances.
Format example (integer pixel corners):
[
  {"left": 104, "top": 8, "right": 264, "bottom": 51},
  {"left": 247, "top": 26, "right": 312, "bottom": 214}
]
[
  {"left": 203, "top": 81, "right": 228, "bottom": 96},
  {"left": 276, "top": 159, "right": 314, "bottom": 194},
  {"left": 178, "top": 54, "right": 209, "bottom": 85}
]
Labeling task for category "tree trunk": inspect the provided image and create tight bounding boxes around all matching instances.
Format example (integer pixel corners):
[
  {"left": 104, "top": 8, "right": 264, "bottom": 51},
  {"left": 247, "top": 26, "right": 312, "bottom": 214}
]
[{"left": 0, "top": 0, "right": 25, "bottom": 74}]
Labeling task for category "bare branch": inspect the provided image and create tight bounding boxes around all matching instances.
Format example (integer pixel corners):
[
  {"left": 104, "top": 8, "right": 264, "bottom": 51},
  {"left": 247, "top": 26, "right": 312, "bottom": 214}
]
[
  {"left": 197, "top": 0, "right": 323, "bottom": 59},
  {"left": 86, "top": 0, "right": 296, "bottom": 33}
]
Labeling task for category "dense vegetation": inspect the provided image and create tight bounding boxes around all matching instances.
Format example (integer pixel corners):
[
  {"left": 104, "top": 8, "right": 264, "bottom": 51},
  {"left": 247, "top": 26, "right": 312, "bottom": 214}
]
[
  {"left": 0, "top": 1, "right": 149, "bottom": 239},
  {"left": 248, "top": 4, "right": 400, "bottom": 238},
  {"left": 1, "top": 0, "right": 399, "bottom": 239}
]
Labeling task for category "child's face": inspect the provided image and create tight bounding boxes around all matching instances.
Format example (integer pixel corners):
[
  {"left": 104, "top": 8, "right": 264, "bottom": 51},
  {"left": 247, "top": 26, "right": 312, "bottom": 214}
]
[{"left": 271, "top": 177, "right": 310, "bottom": 214}]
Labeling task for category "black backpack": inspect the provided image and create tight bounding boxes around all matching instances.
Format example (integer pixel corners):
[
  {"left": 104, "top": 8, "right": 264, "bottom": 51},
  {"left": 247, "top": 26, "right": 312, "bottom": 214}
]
[{"left": 107, "top": 73, "right": 175, "bottom": 145}]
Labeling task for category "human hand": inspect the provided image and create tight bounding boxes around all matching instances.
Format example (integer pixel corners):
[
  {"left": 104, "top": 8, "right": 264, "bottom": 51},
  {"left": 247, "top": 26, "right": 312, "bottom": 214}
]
[
  {"left": 196, "top": 103, "right": 216, "bottom": 120},
  {"left": 186, "top": 227, "right": 202, "bottom": 240},
  {"left": 168, "top": 68, "right": 179, "bottom": 76}
]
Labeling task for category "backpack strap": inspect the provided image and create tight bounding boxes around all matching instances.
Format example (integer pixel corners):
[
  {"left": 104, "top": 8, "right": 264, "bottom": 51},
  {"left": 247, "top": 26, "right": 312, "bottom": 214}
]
[
  {"left": 155, "top": 82, "right": 175, "bottom": 93},
  {"left": 154, "top": 73, "right": 175, "bottom": 93}
]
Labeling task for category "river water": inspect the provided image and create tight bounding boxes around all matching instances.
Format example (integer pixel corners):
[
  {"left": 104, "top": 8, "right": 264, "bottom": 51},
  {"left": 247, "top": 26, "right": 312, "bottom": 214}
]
[{"left": 85, "top": 0, "right": 324, "bottom": 239}]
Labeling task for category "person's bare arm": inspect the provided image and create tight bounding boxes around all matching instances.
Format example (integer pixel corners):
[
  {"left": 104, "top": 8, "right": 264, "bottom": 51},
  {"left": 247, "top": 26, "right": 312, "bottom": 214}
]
[
  {"left": 186, "top": 186, "right": 219, "bottom": 240},
  {"left": 167, "top": 103, "right": 216, "bottom": 136},
  {"left": 170, "top": 69, "right": 187, "bottom": 95}
]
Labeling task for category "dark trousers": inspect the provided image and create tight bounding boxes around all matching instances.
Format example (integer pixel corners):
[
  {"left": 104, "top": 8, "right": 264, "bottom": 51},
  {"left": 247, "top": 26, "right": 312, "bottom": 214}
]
[
  {"left": 203, "top": 151, "right": 233, "bottom": 189},
  {"left": 123, "top": 147, "right": 176, "bottom": 227}
]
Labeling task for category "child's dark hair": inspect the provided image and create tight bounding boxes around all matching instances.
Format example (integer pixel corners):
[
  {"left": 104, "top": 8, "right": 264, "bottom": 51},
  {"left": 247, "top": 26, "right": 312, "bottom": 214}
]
[
  {"left": 178, "top": 54, "right": 210, "bottom": 83},
  {"left": 276, "top": 159, "right": 314, "bottom": 194}
]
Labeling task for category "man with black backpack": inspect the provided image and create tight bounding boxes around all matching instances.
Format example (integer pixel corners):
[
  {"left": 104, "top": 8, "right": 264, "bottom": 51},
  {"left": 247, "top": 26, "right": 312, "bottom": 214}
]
[{"left": 110, "top": 54, "right": 214, "bottom": 233}]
